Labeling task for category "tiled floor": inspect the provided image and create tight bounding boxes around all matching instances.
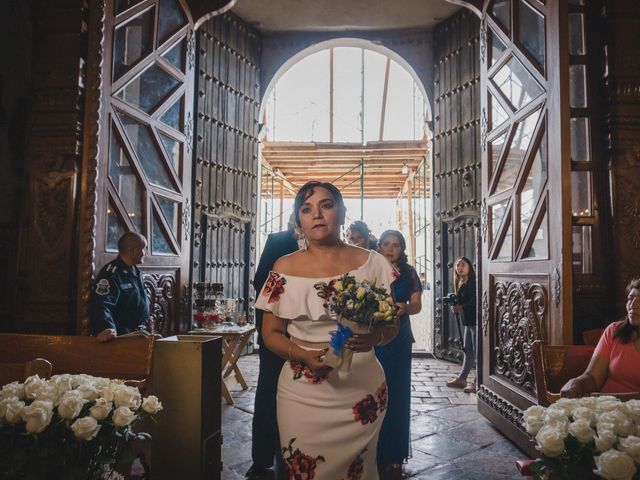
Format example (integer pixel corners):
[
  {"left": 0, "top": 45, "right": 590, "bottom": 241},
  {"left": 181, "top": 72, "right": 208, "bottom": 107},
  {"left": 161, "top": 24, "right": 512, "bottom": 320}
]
[{"left": 221, "top": 354, "right": 527, "bottom": 479}]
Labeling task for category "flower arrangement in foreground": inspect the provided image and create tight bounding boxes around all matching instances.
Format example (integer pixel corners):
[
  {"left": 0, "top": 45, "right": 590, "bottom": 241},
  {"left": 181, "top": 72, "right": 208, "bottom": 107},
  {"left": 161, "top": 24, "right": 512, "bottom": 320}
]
[
  {"left": 314, "top": 273, "right": 397, "bottom": 370},
  {"left": 523, "top": 396, "right": 640, "bottom": 480},
  {"left": 0, "top": 373, "right": 163, "bottom": 480}
]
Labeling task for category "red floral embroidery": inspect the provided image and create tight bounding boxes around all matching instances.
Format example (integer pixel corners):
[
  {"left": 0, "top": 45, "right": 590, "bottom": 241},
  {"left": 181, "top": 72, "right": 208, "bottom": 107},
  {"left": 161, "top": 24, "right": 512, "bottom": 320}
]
[
  {"left": 282, "top": 438, "right": 325, "bottom": 480},
  {"left": 290, "top": 361, "right": 328, "bottom": 384},
  {"left": 375, "top": 381, "right": 388, "bottom": 412},
  {"left": 314, "top": 278, "right": 337, "bottom": 303},
  {"left": 263, "top": 271, "right": 286, "bottom": 304},
  {"left": 346, "top": 452, "right": 364, "bottom": 480},
  {"left": 352, "top": 394, "right": 379, "bottom": 424}
]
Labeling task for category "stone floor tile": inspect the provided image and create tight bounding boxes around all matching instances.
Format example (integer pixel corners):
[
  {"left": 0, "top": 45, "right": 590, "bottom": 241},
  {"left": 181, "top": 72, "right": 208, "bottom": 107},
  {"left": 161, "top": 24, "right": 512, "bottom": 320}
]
[
  {"left": 410, "top": 414, "right": 458, "bottom": 440},
  {"left": 445, "top": 418, "right": 506, "bottom": 448},
  {"left": 403, "top": 449, "right": 442, "bottom": 477},
  {"left": 412, "top": 433, "right": 480, "bottom": 460}
]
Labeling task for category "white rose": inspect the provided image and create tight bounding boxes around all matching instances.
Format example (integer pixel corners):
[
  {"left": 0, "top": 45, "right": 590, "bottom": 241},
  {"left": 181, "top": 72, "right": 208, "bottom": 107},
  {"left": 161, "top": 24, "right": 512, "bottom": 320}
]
[
  {"left": 141, "top": 395, "right": 163, "bottom": 414},
  {"left": 535, "top": 424, "right": 567, "bottom": 457},
  {"left": 599, "top": 411, "right": 635, "bottom": 437},
  {"left": 573, "top": 406, "right": 598, "bottom": 425},
  {"left": 35, "top": 385, "right": 60, "bottom": 404},
  {"left": 92, "top": 377, "right": 111, "bottom": 390},
  {"left": 523, "top": 405, "right": 546, "bottom": 435},
  {"left": 112, "top": 406, "right": 136, "bottom": 427},
  {"left": 90, "top": 398, "right": 113, "bottom": 421},
  {"left": 544, "top": 406, "right": 569, "bottom": 423},
  {"left": 71, "top": 416, "right": 101, "bottom": 440},
  {"left": 21, "top": 400, "right": 54, "bottom": 433},
  {"left": 596, "top": 428, "right": 618, "bottom": 452},
  {"left": 100, "top": 386, "right": 116, "bottom": 402},
  {"left": 57, "top": 391, "right": 88, "bottom": 419},
  {"left": 554, "top": 398, "right": 579, "bottom": 416},
  {"left": 4, "top": 398, "right": 25, "bottom": 424},
  {"left": 569, "top": 418, "right": 595, "bottom": 444},
  {"left": 49, "top": 374, "right": 74, "bottom": 395},
  {"left": 619, "top": 436, "right": 640, "bottom": 464},
  {"left": 71, "top": 374, "right": 95, "bottom": 388},
  {"left": 23, "top": 375, "right": 48, "bottom": 399},
  {"left": 624, "top": 400, "right": 640, "bottom": 423},
  {"left": 577, "top": 396, "right": 599, "bottom": 410},
  {"left": 594, "top": 449, "right": 637, "bottom": 480},
  {"left": 1, "top": 381, "right": 25, "bottom": 400},
  {"left": 76, "top": 384, "right": 100, "bottom": 401},
  {"left": 597, "top": 398, "right": 623, "bottom": 413},
  {"left": 113, "top": 385, "right": 141, "bottom": 410}
]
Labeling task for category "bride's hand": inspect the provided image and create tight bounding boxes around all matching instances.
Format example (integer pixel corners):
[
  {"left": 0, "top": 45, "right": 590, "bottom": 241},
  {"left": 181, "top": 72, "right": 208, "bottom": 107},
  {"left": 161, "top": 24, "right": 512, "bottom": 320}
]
[{"left": 303, "top": 348, "right": 332, "bottom": 374}]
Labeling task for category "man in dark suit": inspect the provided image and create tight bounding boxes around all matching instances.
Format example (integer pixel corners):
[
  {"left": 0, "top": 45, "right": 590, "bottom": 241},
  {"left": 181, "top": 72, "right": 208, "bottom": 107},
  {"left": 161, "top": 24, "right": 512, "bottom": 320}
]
[{"left": 246, "top": 219, "right": 300, "bottom": 480}]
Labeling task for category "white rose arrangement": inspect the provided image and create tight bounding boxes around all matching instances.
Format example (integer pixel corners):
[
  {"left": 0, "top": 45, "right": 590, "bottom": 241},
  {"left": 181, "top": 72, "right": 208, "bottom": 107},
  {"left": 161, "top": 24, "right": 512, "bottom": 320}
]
[
  {"left": 0, "top": 374, "right": 162, "bottom": 480},
  {"left": 523, "top": 397, "right": 640, "bottom": 480}
]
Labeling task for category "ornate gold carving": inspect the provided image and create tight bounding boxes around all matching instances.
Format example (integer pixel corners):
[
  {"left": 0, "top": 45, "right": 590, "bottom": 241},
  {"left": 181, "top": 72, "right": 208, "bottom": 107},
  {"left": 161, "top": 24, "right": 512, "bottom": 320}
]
[
  {"left": 482, "top": 290, "right": 489, "bottom": 336},
  {"left": 144, "top": 273, "right": 176, "bottom": 336},
  {"left": 76, "top": 0, "right": 106, "bottom": 334},
  {"left": 494, "top": 280, "right": 547, "bottom": 394}
]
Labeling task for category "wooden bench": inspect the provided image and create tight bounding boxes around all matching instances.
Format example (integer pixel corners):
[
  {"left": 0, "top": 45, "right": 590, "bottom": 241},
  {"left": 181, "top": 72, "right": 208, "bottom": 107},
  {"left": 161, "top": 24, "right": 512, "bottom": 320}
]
[
  {"left": 0, "top": 358, "right": 52, "bottom": 386},
  {"left": 0, "top": 334, "right": 154, "bottom": 383},
  {"left": 531, "top": 340, "right": 595, "bottom": 407}
]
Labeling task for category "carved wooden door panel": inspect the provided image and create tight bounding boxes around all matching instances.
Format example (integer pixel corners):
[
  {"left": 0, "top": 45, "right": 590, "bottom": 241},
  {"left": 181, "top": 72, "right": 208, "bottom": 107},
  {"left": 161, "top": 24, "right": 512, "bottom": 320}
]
[
  {"left": 95, "top": 0, "right": 195, "bottom": 335},
  {"left": 477, "top": 0, "right": 572, "bottom": 453},
  {"left": 432, "top": 11, "right": 482, "bottom": 360}
]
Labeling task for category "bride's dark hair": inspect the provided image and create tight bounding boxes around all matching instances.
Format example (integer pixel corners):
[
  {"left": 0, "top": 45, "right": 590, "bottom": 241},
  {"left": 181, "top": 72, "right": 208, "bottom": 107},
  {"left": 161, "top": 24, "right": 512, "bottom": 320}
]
[{"left": 294, "top": 181, "right": 346, "bottom": 227}]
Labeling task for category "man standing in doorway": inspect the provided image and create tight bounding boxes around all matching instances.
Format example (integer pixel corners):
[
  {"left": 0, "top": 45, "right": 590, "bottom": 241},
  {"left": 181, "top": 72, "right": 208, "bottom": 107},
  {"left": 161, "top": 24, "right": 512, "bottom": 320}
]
[
  {"left": 90, "top": 232, "right": 150, "bottom": 342},
  {"left": 246, "top": 216, "right": 300, "bottom": 480}
]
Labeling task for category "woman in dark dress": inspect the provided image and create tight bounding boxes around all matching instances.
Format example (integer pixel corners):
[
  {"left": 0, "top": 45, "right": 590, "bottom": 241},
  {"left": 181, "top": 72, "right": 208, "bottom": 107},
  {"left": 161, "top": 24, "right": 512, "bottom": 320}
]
[
  {"left": 375, "top": 230, "right": 423, "bottom": 480},
  {"left": 445, "top": 257, "right": 477, "bottom": 393}
]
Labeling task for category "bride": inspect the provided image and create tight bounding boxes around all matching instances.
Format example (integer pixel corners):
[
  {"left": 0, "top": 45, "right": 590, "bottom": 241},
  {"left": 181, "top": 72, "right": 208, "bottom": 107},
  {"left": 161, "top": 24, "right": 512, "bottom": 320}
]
[{"left": 255, "top": 181, "right": 399, "bottom": 479}]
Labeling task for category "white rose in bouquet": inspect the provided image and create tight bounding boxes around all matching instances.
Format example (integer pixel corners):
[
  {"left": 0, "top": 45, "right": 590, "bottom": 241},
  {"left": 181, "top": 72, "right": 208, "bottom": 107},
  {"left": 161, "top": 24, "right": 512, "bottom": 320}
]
[
  {"left": 619, "top": 436, "right": 640, "bottom": 464},
  {"left": 100, "top": 386, "right": 116, "bottom": 402},
  {"left": 36, "top": 385, "right": 60, "bottom": 404},
  {"left": 624, "top": 400, "right": 640, "bottom": 423},
  {"left": 0, "top": 381, "right": 25, "bottom": 400},
  {"left": 569, "top": 418, "right": 595, "bottom": 444},
  {"left": 544, "top": 405, "right": 570, "bottom": 423},
  {"left": 573, "top": 406, "right": 598, "bottom": 425},
  {"left": 523, "top": 405, "right": 546, "bottom": 435},
  {"left": 553, "top": 398, "right": 579, "bottom": 416},
  {"left": 597, "top": 398, "right": 624, "bottom": 413},
  {"left": 141, "top": 395, "right": 163, "bottom": 414},
  {"left": 112, "top": 406, "right": 136, "bottom": 427},
  {"left": 599, "top": 410, "right": 635, "bottom": 437},
  {"left": 90, "top": 397, "right": 113, "bottom": 420},
  {"left": 58, "top": 391, "right": 88, "bottom": 420},
  {"left": 535, "top": 424, "right": 567, "bottom": 457},
  {"left": 23, "top": 375, "right": 47, "bottom": 399},
  {"left": 0, "top": 397, "right": 25, "bottom": 424},
  {"left": 596, "top": 426, "right": 618, "bottom": 453},
  {"left": 71, "top": 416, "right": 102, "bottom": 441},
  {"left": 49, "top": 374, "right": 74, "bottom": 395},
  {"left": 76, "top": 383, "right": 101, "bottom": 401},
  {"left": 113, "top": 385, "right": 142, "bottom": 410},
  {"left": 21, "top": 399, "right": 54, "bottom": 433},
  {"left": 92, "top": 377, "right": 111, "bottom": 390},
  {"left": 594, "top": 449, "right": 636, "bottom": 480}
]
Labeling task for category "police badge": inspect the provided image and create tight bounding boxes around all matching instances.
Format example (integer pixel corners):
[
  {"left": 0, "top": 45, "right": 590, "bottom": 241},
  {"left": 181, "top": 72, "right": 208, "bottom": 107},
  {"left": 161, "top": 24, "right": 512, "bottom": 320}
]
[{"left": 95, "top": 278, "right": 111, "bottom": 296}]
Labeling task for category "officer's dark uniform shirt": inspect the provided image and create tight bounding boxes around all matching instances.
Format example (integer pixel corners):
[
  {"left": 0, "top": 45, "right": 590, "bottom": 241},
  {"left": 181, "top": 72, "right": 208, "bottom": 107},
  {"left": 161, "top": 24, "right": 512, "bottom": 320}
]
[{"left": 90, "top": 256, "right": 149, "bottom": 335}]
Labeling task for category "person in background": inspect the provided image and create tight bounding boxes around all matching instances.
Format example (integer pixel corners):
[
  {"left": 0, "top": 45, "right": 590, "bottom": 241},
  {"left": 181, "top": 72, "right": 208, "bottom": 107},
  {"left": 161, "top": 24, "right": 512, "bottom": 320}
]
[
  {"left": 560, "top": 278, "right": 640, "bottom": 398},
  {"left": 346, "top": 220, "right": 378, "bottom": 250},
  {"left": 90, "top": 232, "right": 149, "bottom": 342},
  {"left": 445, "top": 257, "right": 477, "bottom": 393},
  {"left": 375, "top": 230, "right": 423, "bottom": 480},
  {"left": 247, "top": 215, "right": 300, "bottom": 480}
]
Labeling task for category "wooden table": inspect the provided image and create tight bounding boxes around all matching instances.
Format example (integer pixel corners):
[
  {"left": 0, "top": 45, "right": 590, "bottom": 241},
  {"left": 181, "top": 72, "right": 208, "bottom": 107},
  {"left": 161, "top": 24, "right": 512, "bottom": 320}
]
[{"left": 189, "top": 324, "right": 255, "bottom": 405}]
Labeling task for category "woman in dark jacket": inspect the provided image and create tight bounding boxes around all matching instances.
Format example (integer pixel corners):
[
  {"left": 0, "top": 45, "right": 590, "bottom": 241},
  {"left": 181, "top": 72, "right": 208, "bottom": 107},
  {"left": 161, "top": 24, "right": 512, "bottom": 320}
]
[
  {"left": 375, "top": 230, "right": 423, "bottom": 480},
  {"left": 446, "top": 257, "right": 477, "bottom": 393}
]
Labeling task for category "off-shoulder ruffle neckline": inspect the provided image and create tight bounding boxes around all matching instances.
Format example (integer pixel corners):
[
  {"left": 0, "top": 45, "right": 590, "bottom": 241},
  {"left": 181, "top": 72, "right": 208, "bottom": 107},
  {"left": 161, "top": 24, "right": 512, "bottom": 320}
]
[{"left": 270, "top": 250, "right": 375, "bottom": 280}]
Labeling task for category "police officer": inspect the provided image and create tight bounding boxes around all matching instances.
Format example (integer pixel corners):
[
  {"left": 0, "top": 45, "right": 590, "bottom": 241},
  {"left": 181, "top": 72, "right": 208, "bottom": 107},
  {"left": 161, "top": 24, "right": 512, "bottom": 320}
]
[{"left": 90, "top": 232, "right": 150, "bottom": 342}]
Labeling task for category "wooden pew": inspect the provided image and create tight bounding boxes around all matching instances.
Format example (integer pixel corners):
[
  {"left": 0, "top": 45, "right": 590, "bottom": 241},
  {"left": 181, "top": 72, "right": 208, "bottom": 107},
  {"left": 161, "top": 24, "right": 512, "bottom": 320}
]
[
  {"left": 0, "top": 334, "right": 154, "bottom": 382},
  {"left": 0, "top": 358, "right": 52, "bottom": 386},
  {"left": 531, "top": 340, "right": 595, "bottom": 407}
]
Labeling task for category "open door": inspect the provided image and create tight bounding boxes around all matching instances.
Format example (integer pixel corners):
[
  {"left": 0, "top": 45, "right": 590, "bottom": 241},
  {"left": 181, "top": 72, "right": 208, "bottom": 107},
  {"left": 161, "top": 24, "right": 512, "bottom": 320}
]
[{"left": 477, "top": 0, "right": 572, "bottom": 453}]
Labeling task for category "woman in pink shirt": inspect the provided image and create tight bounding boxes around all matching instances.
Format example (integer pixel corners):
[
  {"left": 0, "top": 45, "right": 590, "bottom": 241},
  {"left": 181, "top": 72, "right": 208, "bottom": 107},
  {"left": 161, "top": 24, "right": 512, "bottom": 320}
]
[{"left": 561, "top": 278, "right": 640, "bottom": 397}]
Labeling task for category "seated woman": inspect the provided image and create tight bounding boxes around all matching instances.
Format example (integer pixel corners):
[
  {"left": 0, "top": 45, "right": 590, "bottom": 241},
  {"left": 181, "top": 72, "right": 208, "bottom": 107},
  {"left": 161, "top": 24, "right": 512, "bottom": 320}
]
[{"left": 560, "top": 278, "right": 640, "bottom": 398}]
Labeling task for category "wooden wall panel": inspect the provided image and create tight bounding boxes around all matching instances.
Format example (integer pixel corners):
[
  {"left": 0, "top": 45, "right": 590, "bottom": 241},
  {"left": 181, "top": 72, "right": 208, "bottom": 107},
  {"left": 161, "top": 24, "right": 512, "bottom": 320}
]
[
  {"left": 193, "top": 13, "right": 260, "bottom": 322},
  {"left": 432, "top": 10, "right": 481, "bottom": 360}
]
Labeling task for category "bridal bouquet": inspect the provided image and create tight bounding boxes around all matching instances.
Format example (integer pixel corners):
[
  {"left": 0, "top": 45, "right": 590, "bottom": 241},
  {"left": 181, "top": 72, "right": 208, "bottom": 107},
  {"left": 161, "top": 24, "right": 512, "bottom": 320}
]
[
  {"left": 523, "top": 396, "right": 640, "bottom": 480},
  {"left": 0, "top": 373, "right": 163, "bottom": 480},
  {"left": 314, "top": 273, "right": 397, "bottom": 370}
]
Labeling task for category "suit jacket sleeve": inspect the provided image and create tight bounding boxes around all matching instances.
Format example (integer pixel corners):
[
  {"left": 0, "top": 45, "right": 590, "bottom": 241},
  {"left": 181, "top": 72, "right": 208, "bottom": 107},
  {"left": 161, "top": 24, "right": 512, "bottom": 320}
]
[{"left": 254, "top": 233, "right": 277, "bottom": 294}]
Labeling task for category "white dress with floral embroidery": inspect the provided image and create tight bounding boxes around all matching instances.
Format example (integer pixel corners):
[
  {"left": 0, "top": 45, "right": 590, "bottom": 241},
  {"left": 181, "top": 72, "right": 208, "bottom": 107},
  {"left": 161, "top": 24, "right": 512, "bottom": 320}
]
[{"left": 255, "top": 250, "right": 396, "bottom": 480}]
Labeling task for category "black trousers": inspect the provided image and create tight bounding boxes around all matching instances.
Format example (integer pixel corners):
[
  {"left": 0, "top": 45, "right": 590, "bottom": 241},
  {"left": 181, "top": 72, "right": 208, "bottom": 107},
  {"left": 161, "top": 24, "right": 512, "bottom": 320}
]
[{"left": 251, "top": 344, "right": 285, "bottom": 468}]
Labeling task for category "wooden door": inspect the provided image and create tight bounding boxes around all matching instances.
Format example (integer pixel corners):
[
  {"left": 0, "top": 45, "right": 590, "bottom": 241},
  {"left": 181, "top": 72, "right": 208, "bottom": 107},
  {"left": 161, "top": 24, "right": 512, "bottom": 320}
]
[
  {"left": 477, "top": 0, "right": 571, "bottom": 453},
  {"left": 95, "top": 0, "right": 195, "bottom": 335},
  {"left": 432, "top": 11, "right": 482, "bottom": 360}
]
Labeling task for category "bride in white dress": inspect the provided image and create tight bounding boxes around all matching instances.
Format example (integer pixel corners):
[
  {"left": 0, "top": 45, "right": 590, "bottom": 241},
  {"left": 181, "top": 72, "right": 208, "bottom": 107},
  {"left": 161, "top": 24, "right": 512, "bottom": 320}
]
[{"left": 255, "top": 181, "right": 398, "bottom": 480}]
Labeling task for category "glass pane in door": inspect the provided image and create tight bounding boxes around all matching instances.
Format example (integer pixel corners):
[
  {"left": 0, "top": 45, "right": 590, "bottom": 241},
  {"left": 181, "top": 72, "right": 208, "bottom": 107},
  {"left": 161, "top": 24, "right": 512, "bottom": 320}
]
[
  {"left": 570, "top": 118, "right": 591, "bottom": 163},
  {"left": 525, "top": 212, "right": 549, "bottom": 259},
  {"left": 492, "top": 56, "right": 544, "bottom": 111},
  {"left": 116, "top": 63, "right": 180, "bottom": 113},
  {"left": 518, "top": 0, "right": 545, "bottom": 68},
  {"left": 159, "top": 96, "right": 184, "bottom": 132},
  {"left": 519, "top": 135, "right": 547, "bottom": 239},
  {"left": 163, "top": 38, "right": 186, "bottom": 72},
  {"left": 108, "top": 130, "right": 144, "bottom": 232},
  {"left": 491, "top": 0, "right": 511, "bottom": 33},
  {"left": 106, "top": 200, "right": 128, "bottom": 252},
  {"left": 113, "top": 7, "right": 155, "bottom": 79},
  {"left": 158, "top": 0, "right": 188, "bottom": 44}
]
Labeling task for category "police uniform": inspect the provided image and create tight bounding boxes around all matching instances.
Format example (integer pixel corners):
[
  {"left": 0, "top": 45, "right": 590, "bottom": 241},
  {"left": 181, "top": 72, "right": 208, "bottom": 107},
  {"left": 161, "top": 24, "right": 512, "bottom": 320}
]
[{"left": 90, "top": 256, "right": 149, "bottom": 336}]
